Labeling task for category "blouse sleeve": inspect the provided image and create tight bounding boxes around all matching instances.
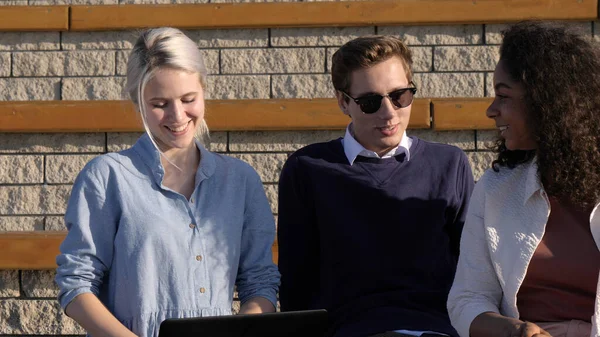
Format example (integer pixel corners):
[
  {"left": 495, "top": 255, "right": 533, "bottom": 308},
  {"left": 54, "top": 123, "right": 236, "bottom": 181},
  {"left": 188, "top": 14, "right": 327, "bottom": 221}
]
[
  {"left": 447, "top": 174, "right": 504, "bottom": 337},
  {"left": 235, "top": 165, "right": 281, "bottom": 308},
  {"left": 55, "top": 158, "right": 120, "bottom": 311}
]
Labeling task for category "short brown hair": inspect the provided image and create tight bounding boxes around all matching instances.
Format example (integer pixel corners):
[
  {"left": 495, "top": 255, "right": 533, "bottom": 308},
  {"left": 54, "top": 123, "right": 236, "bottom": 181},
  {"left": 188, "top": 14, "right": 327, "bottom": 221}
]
[{"left": 331, "top": 35, "right": 413, "bottom": 95}]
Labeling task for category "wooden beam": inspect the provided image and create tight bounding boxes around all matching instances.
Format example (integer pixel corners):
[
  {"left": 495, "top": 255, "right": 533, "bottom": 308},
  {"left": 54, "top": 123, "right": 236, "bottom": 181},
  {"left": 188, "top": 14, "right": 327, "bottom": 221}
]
[
  {"left": 0, "top": 6, "right": 69, "bottom": 31},
  {"left": 69, "top": 0, "right": 597, "bottom": 31},
  {"left": 0, "top": 232, "right": 64, "bottom": 270},
  {"left": 0, "top": 232, "right": 279, "bottom": 269},
  {"left": 432, "top": 98, "right": 495, "bottom": 130},
  {"left": 0, "top": 98, "right": 431, "bottom": 133}
]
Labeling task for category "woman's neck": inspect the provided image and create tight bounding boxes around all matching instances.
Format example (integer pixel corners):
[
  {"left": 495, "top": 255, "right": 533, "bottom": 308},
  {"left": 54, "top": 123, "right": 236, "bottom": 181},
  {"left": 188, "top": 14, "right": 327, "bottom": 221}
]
[{"left": 160, "top": 142, "right": 200, "bottom": 175}]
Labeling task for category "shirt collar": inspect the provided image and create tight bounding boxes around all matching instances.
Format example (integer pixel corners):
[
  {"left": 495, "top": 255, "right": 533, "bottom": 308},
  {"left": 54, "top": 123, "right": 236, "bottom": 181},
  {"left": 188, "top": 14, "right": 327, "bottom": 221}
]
[
  {"left": 132, "top": 132, "right": 216, "bottom": 185},
  {"left": 342, "top": 123, "right": 411, "bottom": 165}
]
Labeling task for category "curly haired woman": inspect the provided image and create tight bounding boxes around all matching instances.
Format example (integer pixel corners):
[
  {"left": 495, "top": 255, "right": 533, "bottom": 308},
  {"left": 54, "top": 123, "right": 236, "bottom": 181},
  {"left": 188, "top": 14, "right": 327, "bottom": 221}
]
[{"left": 447, "top": 21, "right": 600, "bottom": 337}]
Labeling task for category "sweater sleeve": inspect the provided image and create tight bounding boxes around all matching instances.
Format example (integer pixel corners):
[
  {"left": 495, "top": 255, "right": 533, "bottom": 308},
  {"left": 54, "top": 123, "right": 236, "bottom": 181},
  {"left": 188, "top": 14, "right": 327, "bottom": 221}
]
[
  {"left": 55, "top": 158, "right": 119, "bottom": 311},
  {"left": 277, "top": 154, "right": 320, "bottom": 311},
  {"left": 236, "top": 165, "right": 281, "bottom": 308},
  {"left": 447, "top": 174, "right": 503, "bottom": 337}
]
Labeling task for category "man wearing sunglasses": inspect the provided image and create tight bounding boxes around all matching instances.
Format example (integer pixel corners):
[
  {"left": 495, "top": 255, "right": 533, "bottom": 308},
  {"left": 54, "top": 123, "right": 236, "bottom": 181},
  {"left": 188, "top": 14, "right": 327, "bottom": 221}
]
[{"left": 277, "top": 36, "right": 474, "bottom": 337}]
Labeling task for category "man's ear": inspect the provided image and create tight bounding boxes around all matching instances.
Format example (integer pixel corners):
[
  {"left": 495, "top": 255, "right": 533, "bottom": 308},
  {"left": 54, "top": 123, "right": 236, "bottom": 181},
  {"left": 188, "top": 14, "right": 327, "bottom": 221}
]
[{"left": 335, "top": 91, "right": 350, "bottom": 116}]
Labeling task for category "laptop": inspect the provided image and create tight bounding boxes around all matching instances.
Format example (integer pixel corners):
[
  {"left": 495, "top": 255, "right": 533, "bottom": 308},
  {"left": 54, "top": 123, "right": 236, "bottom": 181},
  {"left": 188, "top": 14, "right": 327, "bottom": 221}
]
[{"left": 158, "top": 309, "right": 328, "bottom": 337}]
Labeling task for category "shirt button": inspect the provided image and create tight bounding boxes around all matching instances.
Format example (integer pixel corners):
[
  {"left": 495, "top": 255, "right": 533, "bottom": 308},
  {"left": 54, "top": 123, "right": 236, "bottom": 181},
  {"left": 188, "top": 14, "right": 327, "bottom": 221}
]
[
  {"left": 190, "top": 198, "right": 194, "bottom": 203},
  {"left": 199, "top": 287, "right": 206, "bottom": 293},
  {"left": 196, "top": 255, "right": 202, "bottom": 261},
  {"left": 189, "top": 224, "right": 196, "bottom": 229}
]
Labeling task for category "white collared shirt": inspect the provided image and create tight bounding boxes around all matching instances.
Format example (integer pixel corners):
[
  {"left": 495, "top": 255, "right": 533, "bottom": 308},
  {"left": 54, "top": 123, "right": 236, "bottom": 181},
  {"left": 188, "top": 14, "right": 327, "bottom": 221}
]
[{"left": 341, "top": 123, "right": 412, "bottom": 165}]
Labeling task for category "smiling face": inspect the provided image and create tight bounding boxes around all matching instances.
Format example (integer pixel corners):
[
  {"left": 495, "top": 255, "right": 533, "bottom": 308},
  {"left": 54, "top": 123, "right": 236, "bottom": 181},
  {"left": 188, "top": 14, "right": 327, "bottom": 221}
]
[
  {"left": 142, "top": 67, "right": 205, "bottom": 154},
  {"left": 487, "top": 60, "right": 537, "bottom": 151},
  {"left": 336, "top": 56, "right": 412, "bottom": 156}
]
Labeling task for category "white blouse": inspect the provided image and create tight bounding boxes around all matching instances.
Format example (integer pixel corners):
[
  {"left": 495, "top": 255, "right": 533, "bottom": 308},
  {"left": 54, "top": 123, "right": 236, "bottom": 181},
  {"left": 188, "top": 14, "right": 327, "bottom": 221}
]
[{"left": 447, "top": 159, "right": 600, "bottom": 337}]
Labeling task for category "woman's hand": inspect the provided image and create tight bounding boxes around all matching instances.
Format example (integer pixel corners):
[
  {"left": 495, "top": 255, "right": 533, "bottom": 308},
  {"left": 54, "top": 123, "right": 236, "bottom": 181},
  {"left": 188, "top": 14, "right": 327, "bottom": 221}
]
[
  {"left": 470, "top": 312, "right": 552, "bottom": 337},
  {"left": 512, "top": 321, "right": 552, "bottom": 337}
]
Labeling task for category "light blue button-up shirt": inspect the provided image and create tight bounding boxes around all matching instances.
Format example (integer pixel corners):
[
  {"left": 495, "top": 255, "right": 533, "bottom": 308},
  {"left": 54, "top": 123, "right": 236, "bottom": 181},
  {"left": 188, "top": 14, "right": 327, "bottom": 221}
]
[{"left": 56, "top": 133, "right": 280, "bottom": 337}]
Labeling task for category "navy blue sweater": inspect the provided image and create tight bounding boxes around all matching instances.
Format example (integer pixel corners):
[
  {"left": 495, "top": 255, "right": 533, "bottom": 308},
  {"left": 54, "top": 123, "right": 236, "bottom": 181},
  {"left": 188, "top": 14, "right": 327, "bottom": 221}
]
[{"left": 277, "top": 137, "right": 474, "bottom": 337}]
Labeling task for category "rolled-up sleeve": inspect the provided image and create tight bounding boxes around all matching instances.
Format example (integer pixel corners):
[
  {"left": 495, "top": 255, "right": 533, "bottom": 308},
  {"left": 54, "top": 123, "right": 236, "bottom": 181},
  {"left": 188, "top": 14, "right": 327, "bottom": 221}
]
[
  {"left": 236, "top": 166, "right": 280, "bottom": 308},
  {"left": 447, "top": 176, "right": 503, "bottom": 337},
  {"left": 55, "top": 161, "right": 120, "bottom": 311}
]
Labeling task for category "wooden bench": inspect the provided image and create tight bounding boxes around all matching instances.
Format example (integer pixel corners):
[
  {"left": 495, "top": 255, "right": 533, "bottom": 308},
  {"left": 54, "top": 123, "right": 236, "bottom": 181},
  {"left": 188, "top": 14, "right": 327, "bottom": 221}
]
[
  {"left": 0, "top": 1, "right": 595, "bottom": 32},
  {"left": 0, "top": 98, "right": 496, "bottom": 133}
]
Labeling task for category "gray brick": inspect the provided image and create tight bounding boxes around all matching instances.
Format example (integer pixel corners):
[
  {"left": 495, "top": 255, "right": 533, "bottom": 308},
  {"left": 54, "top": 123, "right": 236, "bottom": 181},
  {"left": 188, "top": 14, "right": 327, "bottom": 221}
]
[
  {"left": 378, "top": 25, "right": 483, "bottom": 45},
  {"left": 13, "top": 52, "right": 65, "bottom": 77},
  {"left": 411, "top": 46, "right": 433, "bottom": 72},
  {"left": 229, "top": 153, "right": 287, "bottom": 183},
  {"left": 409, "top": 130, "right": 476, "bottom": 150},
  {"left": 486, "top": 72, "right": 494, "bottom": 97},
  {"left": 229, "top": 130, "right": 344, "bottom": 152},
  {"left": 61, "top": 77, "right": 126, "bottom": 100},
  {"left": 0, "top": 299, "right": 84, "bottom": 334},
  {"left": 206, "top": 132, "right": 227, "bottom": 152},
  {"left": 32, "top": 0, "right": 117, "bottom": 3},
  {"left": 45, "top": 216, "right": 66, "bottom": 231},
  {"left": 467, "top": 151, "right": 495, "bottom": 181},
  {"left": 0, "top": 133, "right": 104, "bottom": 153},
  {"left": 201, "top": 49, "right": 219, "bottom": 75},
  {"left": 486, "top": 22, "right": 593, "bottom": 44},
  {"left": 0, "top": 0, "right": 27, "bottom": 4},
  {"left": 116, "top": 50, "right": 128, "bottom": 75},
  {"left": 205, "top": 75, "right": 270, "bottom": 99},
  {"left": 184, "top": 29, "right": 268, "bottom": 48},
  {"left": 22, "top": 270, "right": 59, "bottom": 298},
  {"left": 271, "top": 74, "right": 333, "bottom": 98},
  {"left": 0, "top": 271, "right": 19, "bottom": 298},
  {"left": 221, "top": 48, "right": 325, "bottom": 74},
  {"left": 107, "top": 132, "right": 144, "bottom": 152},
  {"left": 61, "top": 31, "right": 137, "bottom": 50},
  {"left": 264, "top": 184, "right": 277, "bottom": 214},
  {"left": 65, "top": 51, "right": 116, "bottom": 76},
  {"left": 0, "top": 185, "right": 71, "bottom": 215},
  {"left": 120, "top": 0, "right": 208, "bottom": 2},
  {"left": 595, "top": 21, "right": 600, "bottom": 42},
  {"left": 0, "top": 78, "right": 60, "bottom": 101},
  {"left": 434, "top": 46, "right": 499, "bottom": 71},
  {"left": 0, "top": 216, "right": 44, "bottom": 231},
  {"left": 0, "top": 155, "right": 44, "bottom": 184},
  {"left": 271, "top": 27, "right": 375, "bottom": 47},
  {"left": 0, "top": 32, "right": 59, "bottom": 51},
  {"left": 46, "top": 155, "right": 97, "bottom": 184},
  {"left": 0, "top": 52, "right": 10, "bottom": 77},
  {"left": 413, "top": 73, "right": 484, "bottom": 98},
  {"left": 326, "top": 47, "right": 337, "bottom": 73},
  {"left": 13, "top": 51, "right": 115, "bottom": 76},
  {"left": 476, "top": 130, "right": 500, "bottom": 151}
]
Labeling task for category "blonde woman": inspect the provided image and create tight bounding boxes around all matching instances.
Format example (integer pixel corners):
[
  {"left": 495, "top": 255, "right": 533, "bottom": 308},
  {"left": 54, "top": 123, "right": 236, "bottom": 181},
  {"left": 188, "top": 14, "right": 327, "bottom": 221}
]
[{"left": 55, "top": 27, "right": 280, "bottom": 337}]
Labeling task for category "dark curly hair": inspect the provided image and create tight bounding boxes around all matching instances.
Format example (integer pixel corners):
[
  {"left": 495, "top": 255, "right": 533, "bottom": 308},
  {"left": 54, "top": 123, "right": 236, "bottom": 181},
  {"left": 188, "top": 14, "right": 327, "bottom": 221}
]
[{"left": 492, "top": 21, "right": 600, "bottom": 207}]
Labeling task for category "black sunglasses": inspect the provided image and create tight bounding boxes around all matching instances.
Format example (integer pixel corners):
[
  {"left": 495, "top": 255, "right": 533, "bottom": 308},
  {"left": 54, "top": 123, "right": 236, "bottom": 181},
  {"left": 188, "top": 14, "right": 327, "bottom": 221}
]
[{"left": 342, "top": 83, "right": 417, "bottom": 114}]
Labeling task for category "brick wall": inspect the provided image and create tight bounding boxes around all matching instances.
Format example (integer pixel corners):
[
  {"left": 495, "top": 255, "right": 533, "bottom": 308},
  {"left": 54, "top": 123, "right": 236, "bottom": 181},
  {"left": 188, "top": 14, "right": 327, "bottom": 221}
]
[{"left": 0, "top": 0, "right": 597, "bottom": 333}]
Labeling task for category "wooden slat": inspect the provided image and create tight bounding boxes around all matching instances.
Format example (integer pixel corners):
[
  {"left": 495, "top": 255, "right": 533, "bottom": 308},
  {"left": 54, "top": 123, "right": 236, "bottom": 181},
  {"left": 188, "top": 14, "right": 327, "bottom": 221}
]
[
  {"left": 0, "top": 98, "right": 430, "bottom": 133},
  {"left": 0, "top": 6, "right": 68, "bottom": 31},
  {"left": 0, "top": 232, "right": 279, "bottom": 269},
  {"left": 0, "top": 232, "right": 64, "bottom": 270},
  {"left": 432, "top": 98, "right": 495, "bottom": 130},
  {"left": 69, "top": 0, "right": 597, "bottom": 31}
]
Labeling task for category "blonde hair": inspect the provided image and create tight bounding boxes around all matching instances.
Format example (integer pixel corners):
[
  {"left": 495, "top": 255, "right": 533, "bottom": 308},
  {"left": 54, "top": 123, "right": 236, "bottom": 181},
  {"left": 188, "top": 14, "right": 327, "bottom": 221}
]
[{"left": 126, "top": 27, "right": 210, "bottom": 147}]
